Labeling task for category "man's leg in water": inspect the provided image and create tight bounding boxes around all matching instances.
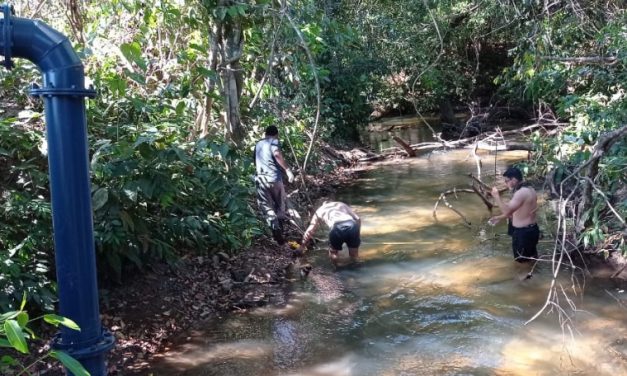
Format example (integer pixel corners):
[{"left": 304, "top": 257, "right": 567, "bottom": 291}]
[
  {"left": 328, "top": 247, "right": 339, "bottom": 267},
  {"left": 348, "top": 247, "right": 359, "bottom": 263},
  {"left": 346, "top": 222, "right": 361, "bottom": 264}
]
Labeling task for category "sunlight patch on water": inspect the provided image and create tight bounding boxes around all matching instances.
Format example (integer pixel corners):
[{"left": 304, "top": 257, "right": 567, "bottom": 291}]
[
  {"left": 423, "top": 256, "right": 518, "bottom": 290},
  {"left": 155, "top": 339, "right": 272, "bottom": 371},
  {"left": 496, "top": 308, "right": 627, "bottom": 376},
  {"left": 284, "top": 354, "right": 357, "bottom": 376},
  {"left": 360, "top": 209, "right": 443, "bottom": 235}
]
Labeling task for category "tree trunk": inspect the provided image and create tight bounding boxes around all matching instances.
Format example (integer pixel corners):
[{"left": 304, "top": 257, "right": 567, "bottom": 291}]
[
  {"left": 220, "top": 7, "right": 245, "bottom": 146},
  {"left": 194, "top": 23, "right": 221, "bottom": 139},
  {"left": 392, "top": 136, "right": 416, "bottom": 157},
  {"left": 63, "top": 0, "right": 85, "bottom": 45},
  {"left": 197, "top": 1, "right": 246, "bottom": 146}
]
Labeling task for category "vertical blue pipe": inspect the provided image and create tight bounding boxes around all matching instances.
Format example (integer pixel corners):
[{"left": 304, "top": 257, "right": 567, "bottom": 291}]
[{"left": 1, "top": 5, "right": 113, "bottom": 375}]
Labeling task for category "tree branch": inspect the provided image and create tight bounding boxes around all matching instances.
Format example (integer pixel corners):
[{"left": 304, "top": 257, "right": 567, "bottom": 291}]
[{"left": 540, "top": 56, "right": 618, "bottom": 65}]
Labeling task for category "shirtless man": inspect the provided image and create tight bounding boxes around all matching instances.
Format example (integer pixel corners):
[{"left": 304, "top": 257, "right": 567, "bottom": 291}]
[
  {"left": 489, "top": 167, "right": 539, "bottom": 262},
  {"left": 300, "top": 201, "right": 361, "bottom": 266}
]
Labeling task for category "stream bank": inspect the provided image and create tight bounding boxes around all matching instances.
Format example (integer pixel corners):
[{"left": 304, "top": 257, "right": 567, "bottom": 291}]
[
  {"left": 98, "top": 145, "right": 366, "bottom": 374},
  {"left": 104, "top": 130, "right": 626, "bottom": 375}
]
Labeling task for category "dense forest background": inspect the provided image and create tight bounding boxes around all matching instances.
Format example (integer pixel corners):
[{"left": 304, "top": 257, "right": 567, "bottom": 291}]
[{"left": 1, "top": 0, "right": 625, "bottom": 314}]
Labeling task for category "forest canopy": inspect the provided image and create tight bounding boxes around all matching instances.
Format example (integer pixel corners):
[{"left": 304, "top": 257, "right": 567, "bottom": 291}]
[{"left": 0, "top": 0, "right": 625, "bottom": 312}]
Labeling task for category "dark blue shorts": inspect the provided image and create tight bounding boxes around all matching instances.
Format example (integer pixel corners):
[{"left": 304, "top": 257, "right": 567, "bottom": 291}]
[
  {"left": 511, "top": 223, "right": 540, "bottom": 262},
  {"left": 329, "top": 220, "right": 361, "bottom": 251}
]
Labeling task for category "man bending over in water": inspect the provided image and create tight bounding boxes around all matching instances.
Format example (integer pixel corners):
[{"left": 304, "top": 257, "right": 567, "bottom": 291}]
[
  {"left": 489, "top": 166, "right": 540, "bottom": 263},
  {"left": 300, "top": 201, "right": 361, "bottom": 266}
]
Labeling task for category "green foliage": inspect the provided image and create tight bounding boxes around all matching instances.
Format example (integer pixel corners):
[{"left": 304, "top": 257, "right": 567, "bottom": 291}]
[
  {"left": 1, "top": 0, "right": 623, "bottom": 313},
  {"left": 0, "top": 117, "right": 56, "bottom": 311},
  {"left": 500, "top": 2, "right": 626, "bottom": 253},
  {"left": 90, "top": 130, "right": 261, "bottom": 281},
  {"left": 0, "top": 295, "right": 89, "bottom": 376}
]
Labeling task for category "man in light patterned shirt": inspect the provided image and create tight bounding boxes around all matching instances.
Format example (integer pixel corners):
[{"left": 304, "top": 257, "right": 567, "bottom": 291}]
[
  {"left": 300, "top": 201, "right": 361, "bottom": 266},
  {"left": 254, "top": 125, "right": 295, "bottom": 244}
]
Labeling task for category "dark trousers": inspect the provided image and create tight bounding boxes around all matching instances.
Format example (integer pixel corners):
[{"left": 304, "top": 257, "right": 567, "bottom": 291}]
[{"left": 509, "top": 222, "right": 540, "bottom": 262}]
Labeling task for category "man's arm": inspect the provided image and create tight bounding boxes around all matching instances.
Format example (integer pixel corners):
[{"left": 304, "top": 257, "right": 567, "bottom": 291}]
[
  {"left": 491, "top": 187, "right": 525, "bottom": 217},
  {"left": 301, "top": 212, "right": 320, "bottom": 245},
  {"left": 273, "top": 148, "right": 290, "bottom": 171},
  {"left": 273, "top": 148, "right": 295, "bottom": 183}
]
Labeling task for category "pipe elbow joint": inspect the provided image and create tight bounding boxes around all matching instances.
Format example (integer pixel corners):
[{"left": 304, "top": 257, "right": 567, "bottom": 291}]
[
  {"left": 2, "top": 7, "right": 85, "bottom": 89},
  {"left": 13, "top": 17, "right": 81, "bottom": 71}
]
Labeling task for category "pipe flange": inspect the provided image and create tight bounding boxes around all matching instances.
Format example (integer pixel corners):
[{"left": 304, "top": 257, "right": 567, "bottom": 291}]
[
  {"left": 52, "top": 328, "right": 115, "bottom": 360},
  {"left": 1, "top": 4, "right": 15, "bottom": 69},
  {"left": 30, "top": 86, "right": 97, "bottom": 98}
]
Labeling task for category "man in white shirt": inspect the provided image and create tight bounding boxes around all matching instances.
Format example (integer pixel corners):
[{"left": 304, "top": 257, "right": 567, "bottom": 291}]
[
  {"left": 300, "top": 201, "right": 361, "bottom": 266},
  {"left": 254, "top": 125, "right": 295, "bottom": 244}
]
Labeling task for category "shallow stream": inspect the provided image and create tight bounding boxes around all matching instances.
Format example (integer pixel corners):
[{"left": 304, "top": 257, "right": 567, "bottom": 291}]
[{"left": 147, "top": 123, "right": 627, "bottom": 375}]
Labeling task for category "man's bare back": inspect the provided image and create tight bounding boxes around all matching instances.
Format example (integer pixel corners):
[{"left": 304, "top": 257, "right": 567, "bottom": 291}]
[{"left": 510, "top": 186, "right": 537, "bottom": 227}]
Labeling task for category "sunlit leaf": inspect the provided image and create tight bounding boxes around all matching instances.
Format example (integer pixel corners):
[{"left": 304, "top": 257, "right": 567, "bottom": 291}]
[
  {"left": 120, "top": 42, "right": 147, "bottom": 71},
  {"left": 50, "top": 350, "right": 90, "bottom": 376},
  {"left": 43, "top": 315, "right": 80, "bottom": 331},
  {"left": 16, "top": 312, "right": 28, "bottom": 328},
  {"left": 4, "top": 320, "right": 28, "bottom": 354}
]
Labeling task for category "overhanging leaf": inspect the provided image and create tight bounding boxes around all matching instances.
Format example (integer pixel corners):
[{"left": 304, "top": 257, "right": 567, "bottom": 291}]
[
  {"left": 50, "top": 350, "right": 90, "bottom": 376},
  {"left": 4, "top": 320, "right": 28, "bottom": 354},
  {"left": 43, "top": 314, "right": 81, "bottom": 331},
  {"left": 92, "top": 188, "right": 109, "bottom": 211}
]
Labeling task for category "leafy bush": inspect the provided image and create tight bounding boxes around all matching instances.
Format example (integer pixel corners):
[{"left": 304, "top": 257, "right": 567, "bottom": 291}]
[
  {"left": 501, "top": 4, "right": 627, "bottom": 254},
  {"left": 0, "top": 296, "right": 88, "bottom": 376},
  {"left": 0, "top": 117, "right": 56, "bottom": 311},
  {"left": 90, "top": 127, "right": 262, "bottom": 281}
]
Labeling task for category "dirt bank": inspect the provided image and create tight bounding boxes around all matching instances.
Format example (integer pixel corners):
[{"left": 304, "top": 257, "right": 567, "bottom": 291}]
[{"left": 101, "top": 148, "right": 366, "bottom": 374}]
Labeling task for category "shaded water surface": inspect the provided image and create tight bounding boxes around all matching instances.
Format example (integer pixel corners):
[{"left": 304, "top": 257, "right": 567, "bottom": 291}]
[{"left": 147, "top": 128, "right": 627, "bottom": 375}]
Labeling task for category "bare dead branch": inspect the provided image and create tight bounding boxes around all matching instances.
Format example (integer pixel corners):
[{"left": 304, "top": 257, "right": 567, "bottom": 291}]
[
  {"left": 433, "top": 188, "right": 474, "bottom": 227},
  {"left": 470, "top": 184, "right": 494, "bottom": 211}
]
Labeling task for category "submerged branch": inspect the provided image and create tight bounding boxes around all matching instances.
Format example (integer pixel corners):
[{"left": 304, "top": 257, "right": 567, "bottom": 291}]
[{"left": 393, "top": 136, "right": 417, "bottom": 157}]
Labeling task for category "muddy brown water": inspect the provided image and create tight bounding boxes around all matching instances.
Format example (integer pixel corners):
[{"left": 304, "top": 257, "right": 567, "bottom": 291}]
[{"left": 145, "top": 124, "right": 627, "bottom": 375}]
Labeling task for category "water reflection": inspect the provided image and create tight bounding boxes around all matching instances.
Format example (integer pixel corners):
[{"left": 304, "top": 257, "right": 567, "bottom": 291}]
[{"left": 145, "top": 135, "right": 627, "bottom": 375}]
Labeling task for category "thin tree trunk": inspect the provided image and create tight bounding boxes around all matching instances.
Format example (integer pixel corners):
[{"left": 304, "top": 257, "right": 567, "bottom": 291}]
[
  {"left": 220, "top": 13, "right": 245, "bottom": 145},
  {"left": 195, "top": 23, "right": 221, "bottom": 139}
]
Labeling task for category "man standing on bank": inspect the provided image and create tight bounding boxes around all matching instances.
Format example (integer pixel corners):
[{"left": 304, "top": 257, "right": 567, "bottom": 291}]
[
  {"left": 489, "top": 166, "right": 540, "bottom": 262},
  {"left": 254, "top": 125, "right": 295, "bottom": 244},
  {"left": 300, "top": 201, "right": 361, "bottom": 266}
]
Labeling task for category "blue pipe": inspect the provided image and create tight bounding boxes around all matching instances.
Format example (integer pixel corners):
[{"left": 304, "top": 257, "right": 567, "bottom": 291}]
[{"left": 1, "top": 5, "right": 113, "bottom": 375}]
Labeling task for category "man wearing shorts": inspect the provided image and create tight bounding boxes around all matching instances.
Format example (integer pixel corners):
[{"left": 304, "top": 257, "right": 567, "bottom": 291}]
[
  {"left": 300, "top": 201, "right": 361, "bottom": 266},
  {"left": 489, "top": 167, "right": 540, "bottom": 262}
]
